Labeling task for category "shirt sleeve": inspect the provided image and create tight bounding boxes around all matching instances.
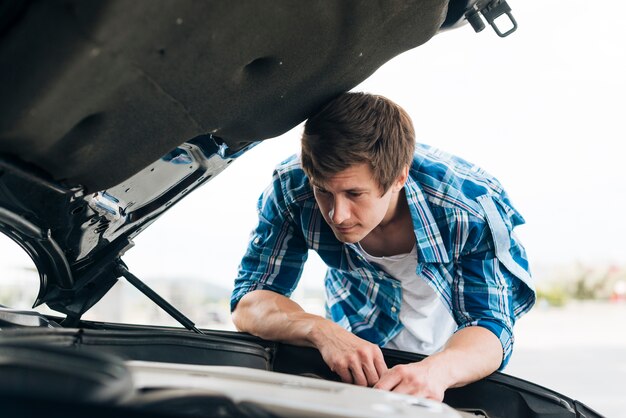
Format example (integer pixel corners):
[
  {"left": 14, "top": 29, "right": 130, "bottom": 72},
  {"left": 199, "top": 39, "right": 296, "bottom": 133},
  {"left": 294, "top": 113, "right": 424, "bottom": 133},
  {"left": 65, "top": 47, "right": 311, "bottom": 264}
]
[
  {"left": 453, "top": 195, "right": 535, "bottom": 370},
  {"left": 230, "top": 170, "right": 309, "bottom": 312}
]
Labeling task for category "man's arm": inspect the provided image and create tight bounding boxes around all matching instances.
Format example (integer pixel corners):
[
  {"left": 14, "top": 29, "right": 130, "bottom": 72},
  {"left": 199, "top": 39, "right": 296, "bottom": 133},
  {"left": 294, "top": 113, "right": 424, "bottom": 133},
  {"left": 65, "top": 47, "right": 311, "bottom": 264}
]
[
  {"left": 374, "top": 194, "right": 534, "bottom": 401},
  {"left": 374, "top": 326, "right": 502, "bottom": 401},
  {"left": 233, "top": 289, "right": 388, "bottom": 386}
]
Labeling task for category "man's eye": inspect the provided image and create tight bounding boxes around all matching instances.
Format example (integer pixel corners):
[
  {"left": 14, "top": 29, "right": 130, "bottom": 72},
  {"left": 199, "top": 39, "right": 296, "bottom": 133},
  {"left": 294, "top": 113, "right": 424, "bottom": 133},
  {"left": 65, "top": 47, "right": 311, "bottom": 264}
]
[
  {"left": 316, "top": 187, "right": 329, "bottom": 194},
  {"left": 348, "top": 192, "right": 363, "bottom": 198}
]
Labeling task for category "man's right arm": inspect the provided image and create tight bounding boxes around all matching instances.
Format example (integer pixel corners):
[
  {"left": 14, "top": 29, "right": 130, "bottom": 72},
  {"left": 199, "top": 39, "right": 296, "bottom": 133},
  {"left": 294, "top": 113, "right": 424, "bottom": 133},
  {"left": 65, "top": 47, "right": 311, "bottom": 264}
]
[
  {"left": 232, "top": 289, "right": 388, "bottom": 386},
  {"left": 232, "top": 164, "right": 386, "bottom": 386}
]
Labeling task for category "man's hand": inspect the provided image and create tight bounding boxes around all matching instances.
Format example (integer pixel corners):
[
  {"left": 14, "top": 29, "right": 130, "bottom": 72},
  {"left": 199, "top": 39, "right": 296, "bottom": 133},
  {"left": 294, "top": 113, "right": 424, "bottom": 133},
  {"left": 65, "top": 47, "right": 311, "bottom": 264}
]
[
  {"left": 376, "top": 326, "right": 503, "bottom": 401},
  {"left": 374, "top": 359, "right": 447, "bottom": 401},
  {"left": 233, "top": 290, "right": 387, "bottom": 386},
  {"left": 310, "top": 321, "right": 388, "bottom": 387},
  {"left": 234, "top": 291, "right": 502, "bottom": 396}
]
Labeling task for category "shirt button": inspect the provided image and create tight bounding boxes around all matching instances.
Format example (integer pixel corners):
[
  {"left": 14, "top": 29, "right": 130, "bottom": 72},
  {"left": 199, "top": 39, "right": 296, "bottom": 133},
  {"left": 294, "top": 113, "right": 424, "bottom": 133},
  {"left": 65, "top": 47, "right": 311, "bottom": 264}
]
[{"left": 391, "top": 306, "right": 397, "bottom": 313}]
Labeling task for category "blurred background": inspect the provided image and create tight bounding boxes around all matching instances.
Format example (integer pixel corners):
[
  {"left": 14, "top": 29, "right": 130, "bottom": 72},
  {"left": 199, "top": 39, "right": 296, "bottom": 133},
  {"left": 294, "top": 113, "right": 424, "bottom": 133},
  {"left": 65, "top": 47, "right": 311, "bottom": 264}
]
[{"left": 1, "top": 1, "right": 625, "bottom": 416}]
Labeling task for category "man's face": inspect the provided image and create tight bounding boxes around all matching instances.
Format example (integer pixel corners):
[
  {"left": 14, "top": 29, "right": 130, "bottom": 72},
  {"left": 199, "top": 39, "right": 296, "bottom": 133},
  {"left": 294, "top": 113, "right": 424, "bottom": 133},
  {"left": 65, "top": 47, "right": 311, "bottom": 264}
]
[{"left": 312, "top": 163, "right": 399, "bottom": 243}]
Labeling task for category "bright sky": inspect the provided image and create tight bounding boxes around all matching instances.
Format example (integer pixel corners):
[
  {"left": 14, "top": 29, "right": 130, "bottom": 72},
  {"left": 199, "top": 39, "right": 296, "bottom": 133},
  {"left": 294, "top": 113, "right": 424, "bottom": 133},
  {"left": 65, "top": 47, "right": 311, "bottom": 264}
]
[{"left": 2, "top": 0, "right": 625, "bottom": 291}]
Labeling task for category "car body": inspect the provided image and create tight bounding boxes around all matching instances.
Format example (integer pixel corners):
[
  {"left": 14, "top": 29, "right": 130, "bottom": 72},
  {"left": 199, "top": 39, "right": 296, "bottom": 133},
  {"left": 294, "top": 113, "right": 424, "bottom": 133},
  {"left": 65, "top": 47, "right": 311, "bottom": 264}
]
[{"left": 0, "top": 1, "right": 604, "bottom": 417}]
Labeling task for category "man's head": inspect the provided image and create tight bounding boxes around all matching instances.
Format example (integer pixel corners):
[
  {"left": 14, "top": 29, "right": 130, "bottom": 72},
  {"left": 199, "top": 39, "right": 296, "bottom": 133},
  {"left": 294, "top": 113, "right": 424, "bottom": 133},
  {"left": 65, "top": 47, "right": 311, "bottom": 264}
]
[
  {"left": 301, "top": 92, "right": 415, "bottom": 194},
  {"left": 301, "top": 92, "right": 415, "bottom": 243}
]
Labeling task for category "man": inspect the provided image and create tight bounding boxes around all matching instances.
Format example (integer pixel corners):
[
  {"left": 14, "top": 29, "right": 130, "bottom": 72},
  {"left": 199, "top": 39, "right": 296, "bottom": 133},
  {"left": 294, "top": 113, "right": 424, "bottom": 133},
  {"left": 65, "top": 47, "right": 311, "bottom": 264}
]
[{"left": 231, "top": 92, "right": 535, "bottom": 401}]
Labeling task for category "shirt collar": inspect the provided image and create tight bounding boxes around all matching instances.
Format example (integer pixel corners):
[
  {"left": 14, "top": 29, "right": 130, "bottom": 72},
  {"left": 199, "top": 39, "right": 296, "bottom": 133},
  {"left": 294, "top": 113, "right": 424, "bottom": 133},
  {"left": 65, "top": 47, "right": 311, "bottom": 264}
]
[{"left": 403, "top": 175, "right": 450, "bottom": 264}]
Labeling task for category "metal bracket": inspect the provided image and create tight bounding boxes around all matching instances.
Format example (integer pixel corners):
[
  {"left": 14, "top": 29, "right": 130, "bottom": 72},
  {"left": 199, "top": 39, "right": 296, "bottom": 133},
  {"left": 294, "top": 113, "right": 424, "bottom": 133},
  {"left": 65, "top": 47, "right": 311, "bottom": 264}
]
[{"left": 466, "top": 0, "right": 517, "bottom": 38}]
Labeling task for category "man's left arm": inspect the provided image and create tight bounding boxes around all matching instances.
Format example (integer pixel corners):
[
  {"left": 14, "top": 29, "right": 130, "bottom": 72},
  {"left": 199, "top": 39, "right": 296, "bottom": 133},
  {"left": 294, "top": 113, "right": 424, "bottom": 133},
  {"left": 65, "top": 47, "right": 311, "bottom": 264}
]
[
  {"left": 377, "top": 195, "right": 535, "bottom": 401},
  {"left": 375, "top": 248, "right": 515, "bottom": 401},
  {"left": 374, "top": 325, "right": 502, "bottom": 401}
]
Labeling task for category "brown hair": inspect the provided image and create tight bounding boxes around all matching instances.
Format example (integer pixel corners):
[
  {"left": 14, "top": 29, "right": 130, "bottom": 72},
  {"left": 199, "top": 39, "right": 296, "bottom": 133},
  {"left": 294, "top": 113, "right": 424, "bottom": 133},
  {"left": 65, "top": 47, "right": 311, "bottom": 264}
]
[{"left": 301, "top": 92, "right": 415, "bottom": 194}]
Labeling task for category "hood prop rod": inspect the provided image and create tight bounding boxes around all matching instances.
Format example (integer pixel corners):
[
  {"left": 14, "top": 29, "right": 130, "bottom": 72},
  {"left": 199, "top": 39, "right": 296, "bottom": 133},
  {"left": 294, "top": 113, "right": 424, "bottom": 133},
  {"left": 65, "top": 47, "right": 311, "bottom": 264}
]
[{"left": 116, "top": 265, "right": 204, "bottom": 335}]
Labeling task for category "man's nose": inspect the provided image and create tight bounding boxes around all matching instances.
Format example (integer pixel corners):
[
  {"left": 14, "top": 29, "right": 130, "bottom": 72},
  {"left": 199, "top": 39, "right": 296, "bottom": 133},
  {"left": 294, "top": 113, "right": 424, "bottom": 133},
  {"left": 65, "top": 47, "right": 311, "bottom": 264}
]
[{"left": 329, "top": 196, "right": 349, "bottom": 225}]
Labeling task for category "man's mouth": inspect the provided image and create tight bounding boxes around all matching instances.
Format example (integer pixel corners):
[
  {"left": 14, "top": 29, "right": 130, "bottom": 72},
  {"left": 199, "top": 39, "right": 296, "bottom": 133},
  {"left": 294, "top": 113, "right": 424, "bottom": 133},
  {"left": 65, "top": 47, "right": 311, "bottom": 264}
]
[{"left": 334, "top": 225, "right": 355, "bottom": 233}]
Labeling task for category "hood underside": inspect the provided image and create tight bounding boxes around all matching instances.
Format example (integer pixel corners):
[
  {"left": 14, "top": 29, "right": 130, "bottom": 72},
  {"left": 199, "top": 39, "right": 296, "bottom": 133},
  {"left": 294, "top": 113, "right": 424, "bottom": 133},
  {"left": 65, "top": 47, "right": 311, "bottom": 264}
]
[
  {"left": 0, "top": 0, "right": 449, "bottom": 193},
  {"left": 0, "top": 0, "right": 492, "bottom": 318}
]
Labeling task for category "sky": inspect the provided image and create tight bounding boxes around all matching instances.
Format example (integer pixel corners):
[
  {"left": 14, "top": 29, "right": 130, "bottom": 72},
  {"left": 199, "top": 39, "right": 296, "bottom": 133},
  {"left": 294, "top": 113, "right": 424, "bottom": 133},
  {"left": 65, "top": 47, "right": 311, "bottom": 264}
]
[{"left": 1, "top": 0, "right": 625, "bottom": 292}]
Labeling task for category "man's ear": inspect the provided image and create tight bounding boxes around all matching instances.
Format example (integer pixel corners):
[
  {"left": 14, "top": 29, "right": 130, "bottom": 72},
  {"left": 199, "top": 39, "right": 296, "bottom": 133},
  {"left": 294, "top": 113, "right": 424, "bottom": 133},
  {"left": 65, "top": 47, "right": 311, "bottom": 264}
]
[{"left": 393, "top": 165, "right": 409, "bottom": 192}]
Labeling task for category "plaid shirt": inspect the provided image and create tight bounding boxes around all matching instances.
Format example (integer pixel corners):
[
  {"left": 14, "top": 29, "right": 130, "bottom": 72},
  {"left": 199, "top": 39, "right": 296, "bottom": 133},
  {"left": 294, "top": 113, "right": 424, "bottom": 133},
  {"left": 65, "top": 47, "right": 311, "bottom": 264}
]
[{"left": 232, "top": 144, "right": 535, "bottom": 369}]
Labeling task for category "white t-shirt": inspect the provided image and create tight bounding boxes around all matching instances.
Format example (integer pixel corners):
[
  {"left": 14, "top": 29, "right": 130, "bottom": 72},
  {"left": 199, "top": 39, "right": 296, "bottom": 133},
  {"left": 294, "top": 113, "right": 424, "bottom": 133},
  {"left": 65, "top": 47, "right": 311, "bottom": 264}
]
[{"left": 358, "top": 244, "right": 457, "bottom": 355}]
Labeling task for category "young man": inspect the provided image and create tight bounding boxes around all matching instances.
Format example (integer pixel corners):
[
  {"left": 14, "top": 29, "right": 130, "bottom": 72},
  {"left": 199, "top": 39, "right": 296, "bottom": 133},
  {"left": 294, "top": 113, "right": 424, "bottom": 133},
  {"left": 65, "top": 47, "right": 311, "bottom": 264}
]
[{"left": 231, "top": 92, "right": 535, "bottom": 401}]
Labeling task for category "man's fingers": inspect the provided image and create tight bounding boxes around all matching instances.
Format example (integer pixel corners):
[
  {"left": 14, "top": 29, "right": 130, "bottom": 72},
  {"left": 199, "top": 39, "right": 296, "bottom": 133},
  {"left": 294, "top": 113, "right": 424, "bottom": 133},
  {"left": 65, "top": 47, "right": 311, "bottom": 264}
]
[
  {"left": 333, "top": 364, "right": 353, "bottom": 384},
  {"left": 389, "top": 381, "right": 414, "bottom": 395},
  {"left": 374, "top": 369, "right": 401, "bottom": 391},
  {"left": 373, "top": 354, "right": 388, "bottom": 378},
  {"left": 391, "top": 383, "right": 441, "bottom": 401},
  {"left": 363, "top": 350, "right": 387, "bottom": 386},
  {"left": 362, "top": 361, "right": 380, "bottom": 386},
  {"left": 318, "top": 331, "right": 388, "bottom": 387},
  {"left": 349, "top": 364, "right": 368, "bottom": 387}
]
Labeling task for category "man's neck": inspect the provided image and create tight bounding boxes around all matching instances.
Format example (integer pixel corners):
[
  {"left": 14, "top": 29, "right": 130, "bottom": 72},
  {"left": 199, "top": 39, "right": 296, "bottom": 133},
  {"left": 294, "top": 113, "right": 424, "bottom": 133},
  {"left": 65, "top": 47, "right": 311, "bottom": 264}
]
[
  {"left": 360, "top": 191, "right": 414, "bottom": 257},
  {"left": 378, "top": 188, "right": 406, "bottom": 230}
]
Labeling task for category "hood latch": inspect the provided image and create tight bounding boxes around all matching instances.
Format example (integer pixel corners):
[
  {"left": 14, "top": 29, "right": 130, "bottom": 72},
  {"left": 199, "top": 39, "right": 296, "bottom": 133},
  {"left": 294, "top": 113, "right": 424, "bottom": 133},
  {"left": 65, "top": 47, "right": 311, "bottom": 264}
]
[{"left": 466, "top": 0, "right": 517, "bottom": 38}]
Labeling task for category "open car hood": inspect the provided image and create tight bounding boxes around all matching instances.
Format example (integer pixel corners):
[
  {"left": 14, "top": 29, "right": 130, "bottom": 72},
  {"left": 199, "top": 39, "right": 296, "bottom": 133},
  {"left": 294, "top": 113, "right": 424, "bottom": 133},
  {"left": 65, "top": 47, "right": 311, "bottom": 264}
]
[
  {"left": 0, "top": 0, "right": 498, "bottom": 319},
  {"left": 1, "top": 0, "right": 453, "bottom": 192}
]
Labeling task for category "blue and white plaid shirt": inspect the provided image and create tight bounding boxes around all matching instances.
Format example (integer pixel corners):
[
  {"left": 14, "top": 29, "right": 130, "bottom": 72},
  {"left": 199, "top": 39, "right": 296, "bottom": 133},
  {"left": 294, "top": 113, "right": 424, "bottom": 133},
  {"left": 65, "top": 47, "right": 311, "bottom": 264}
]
[{"left": 232, "top": 144, "right": 535, "bottom": 369}]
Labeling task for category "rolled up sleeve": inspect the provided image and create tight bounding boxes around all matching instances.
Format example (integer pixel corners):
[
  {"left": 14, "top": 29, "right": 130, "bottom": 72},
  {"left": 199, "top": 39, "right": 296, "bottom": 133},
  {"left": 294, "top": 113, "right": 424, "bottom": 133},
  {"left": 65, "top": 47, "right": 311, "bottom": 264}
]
[
  {"left": 230, "top": 172, "right": 309, "bottom": 312},
  {"left": 453, "top": 195, "right": 535, "bottom": 369},
  {"left": 454, "top": 247, "right": 518, "bottom": 369}
]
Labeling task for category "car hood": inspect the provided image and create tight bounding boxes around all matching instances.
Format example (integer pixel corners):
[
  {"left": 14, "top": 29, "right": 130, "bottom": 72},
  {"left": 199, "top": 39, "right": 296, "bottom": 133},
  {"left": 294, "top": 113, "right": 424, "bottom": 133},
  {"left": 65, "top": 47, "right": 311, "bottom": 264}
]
[
  {"left": 0, "top": 0, "right": 455, "bottom": 192},
  {"left": 0, "top": 0, "right": 472, "bottom": 318}
]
